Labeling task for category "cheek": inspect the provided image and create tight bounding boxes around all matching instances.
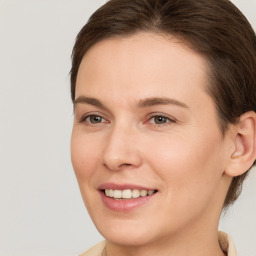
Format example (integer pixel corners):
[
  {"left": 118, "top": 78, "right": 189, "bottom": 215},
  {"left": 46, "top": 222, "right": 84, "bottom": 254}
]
[
  {"left": 144, "top": 132, "right": 224, "bottom": 206},
  {"left": 71, "top": 131, "right": 100, "bottom": 183},
  {"left": 70, "top": 131, "right": 105, "bottom": 216}
]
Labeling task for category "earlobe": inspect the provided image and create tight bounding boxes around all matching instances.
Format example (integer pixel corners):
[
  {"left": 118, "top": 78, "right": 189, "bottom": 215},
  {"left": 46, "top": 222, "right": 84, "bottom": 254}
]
[{"left": 225, "top": 111, "right": 256, "bottom": 177}]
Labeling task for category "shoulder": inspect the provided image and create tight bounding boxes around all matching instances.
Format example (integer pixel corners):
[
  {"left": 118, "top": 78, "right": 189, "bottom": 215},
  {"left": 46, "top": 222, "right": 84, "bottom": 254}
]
[
  {"left": 218, "top": 231, "right": 237, "bottom": 256},
  {"left": 79, "top": 241, "right": 106, "bottom": 256}
]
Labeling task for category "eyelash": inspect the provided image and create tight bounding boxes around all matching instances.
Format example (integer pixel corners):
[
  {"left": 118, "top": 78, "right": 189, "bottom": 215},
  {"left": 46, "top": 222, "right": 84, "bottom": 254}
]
[
  {"left": 79, "top": 114, "right": 108, "bottom": 125},
  {"left": 147, "top": 114, "right": 176, "bottom": 126}
]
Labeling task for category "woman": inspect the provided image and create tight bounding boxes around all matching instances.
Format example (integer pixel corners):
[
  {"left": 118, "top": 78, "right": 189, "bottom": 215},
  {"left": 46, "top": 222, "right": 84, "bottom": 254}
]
[{"left": 70, "top": 0, "right": 256, "bottom": 255}]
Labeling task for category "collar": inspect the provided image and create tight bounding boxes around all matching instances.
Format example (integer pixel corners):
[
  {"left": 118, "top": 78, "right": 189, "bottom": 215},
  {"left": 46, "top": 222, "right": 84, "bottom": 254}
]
[{"left": 218, "top": 231, "right": 238, "bottom": 256}]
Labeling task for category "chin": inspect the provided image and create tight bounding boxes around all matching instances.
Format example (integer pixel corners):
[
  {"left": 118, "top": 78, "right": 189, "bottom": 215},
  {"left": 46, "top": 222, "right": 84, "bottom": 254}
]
[
  {"left": 101, "top": 227, "right": 156, "bottom": 246},
  {"left": 93, "top": 215, "right": 159, "bottom": 246}
]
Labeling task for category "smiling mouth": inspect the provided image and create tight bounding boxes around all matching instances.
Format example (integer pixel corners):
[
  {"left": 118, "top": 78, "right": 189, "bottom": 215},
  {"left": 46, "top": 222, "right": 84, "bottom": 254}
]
[{"left": 103, "top": 189, "right": 158, "bottom": 200}]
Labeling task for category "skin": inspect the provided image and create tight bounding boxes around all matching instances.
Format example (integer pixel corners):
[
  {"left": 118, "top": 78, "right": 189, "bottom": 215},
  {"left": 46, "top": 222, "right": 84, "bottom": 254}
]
[{"left": 71, "top": 32, "right": 236, "bottom": 256}]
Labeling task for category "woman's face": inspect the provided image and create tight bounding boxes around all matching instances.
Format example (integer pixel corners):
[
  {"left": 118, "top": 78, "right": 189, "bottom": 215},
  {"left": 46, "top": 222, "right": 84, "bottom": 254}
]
[{"left": 71, "top": 33, "right": 232, "bottom": 246}]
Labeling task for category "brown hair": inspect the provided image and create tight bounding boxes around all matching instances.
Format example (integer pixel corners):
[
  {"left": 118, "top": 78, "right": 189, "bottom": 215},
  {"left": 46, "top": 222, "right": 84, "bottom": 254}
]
[{"left": 70, "top": 0, "right": 256, "bottom": 208}]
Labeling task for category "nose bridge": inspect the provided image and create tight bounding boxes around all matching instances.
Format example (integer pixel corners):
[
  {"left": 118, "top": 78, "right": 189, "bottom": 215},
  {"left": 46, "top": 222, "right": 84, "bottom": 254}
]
[{"left": 102, "top": 121, "right": 142, "bottom": 171}]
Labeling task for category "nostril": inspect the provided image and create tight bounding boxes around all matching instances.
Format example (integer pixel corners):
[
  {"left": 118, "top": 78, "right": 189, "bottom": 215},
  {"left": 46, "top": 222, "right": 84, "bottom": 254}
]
[
  {"left": 119, "top": 163, "right": 133, "bottom": 169},
  {"left": 102, "top": 161, "right": 133, "bottom": 171}
]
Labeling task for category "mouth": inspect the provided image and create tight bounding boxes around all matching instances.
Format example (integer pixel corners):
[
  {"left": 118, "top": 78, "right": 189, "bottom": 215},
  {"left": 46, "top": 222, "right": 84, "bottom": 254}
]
[
  {"left": 98, "top": 184, "right": 158, "bottom": 212},
  {"left": 103, "top": 189, "right": 157, "bottom": 200}
]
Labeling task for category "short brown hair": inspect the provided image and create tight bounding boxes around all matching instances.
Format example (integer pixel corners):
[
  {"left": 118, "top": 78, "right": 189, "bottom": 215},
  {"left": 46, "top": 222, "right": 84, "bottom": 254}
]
[{"left": 70, "top": 0, "right": 256, "bottom": 208}]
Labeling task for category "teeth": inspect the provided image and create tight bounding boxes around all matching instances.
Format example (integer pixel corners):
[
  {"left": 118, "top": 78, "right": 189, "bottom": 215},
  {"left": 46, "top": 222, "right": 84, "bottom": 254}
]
[
  {"left": 104, "top": 189, "right": 155, "bottom": 199},
  {"left": 109, "top": 189, "right": 114, "bottom": 197},
  {"left": 113, "top": 190, "right": 122, "bottom": 199},
  {"left": 105, "top": 189, "right": 110, "bottom": 197},
  {"left": 132, "top": 189, "right": 140, "bottom": 198},
  {"left": 147, "top": 190, "right": 154, "bottom": 195},
  {"left": 122, "top": 189, "right": 132, "bottom": 199},
  {"left": 140, "top": 190, "right": 147, "bottom": 197}
]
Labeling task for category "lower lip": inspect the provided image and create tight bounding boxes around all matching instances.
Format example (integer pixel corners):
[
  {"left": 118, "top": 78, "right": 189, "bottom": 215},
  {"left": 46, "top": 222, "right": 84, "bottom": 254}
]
[{"left": 100, "top": 191, "right": 156, "bottom": 212}]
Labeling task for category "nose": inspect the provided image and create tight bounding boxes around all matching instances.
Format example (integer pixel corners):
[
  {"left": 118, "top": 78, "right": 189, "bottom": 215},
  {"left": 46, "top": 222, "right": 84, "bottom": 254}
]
[{"left": 102, "top": 126, "right": 143, "bottom": 171}]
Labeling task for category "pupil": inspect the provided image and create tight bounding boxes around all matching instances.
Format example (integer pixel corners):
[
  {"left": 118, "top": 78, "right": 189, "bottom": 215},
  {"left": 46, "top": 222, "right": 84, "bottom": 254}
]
[
  {"left": 155, "top": 116, "right": 166, "bottom": 124},
  {"left": 91, "top": 116, "right": 101, "bottom": 123}
]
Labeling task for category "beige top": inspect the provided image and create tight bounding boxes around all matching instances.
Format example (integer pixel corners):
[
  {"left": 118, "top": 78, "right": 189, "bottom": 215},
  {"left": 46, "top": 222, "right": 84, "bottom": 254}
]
[{"left": 80, "top": 231, "right": 237, "bottom": 256}]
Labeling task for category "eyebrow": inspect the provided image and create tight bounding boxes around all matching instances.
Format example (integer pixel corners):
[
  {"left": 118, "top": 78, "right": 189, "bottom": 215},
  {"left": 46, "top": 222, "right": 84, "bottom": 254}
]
[
  {"left": 74, "top": 96, "right": 108, "bottom": 111},
  {"left": 137, "top": 97, "right": 189, "bottom": 109},
  {"left": 73, "top": 96, "right": 189, "bottom": 110}
]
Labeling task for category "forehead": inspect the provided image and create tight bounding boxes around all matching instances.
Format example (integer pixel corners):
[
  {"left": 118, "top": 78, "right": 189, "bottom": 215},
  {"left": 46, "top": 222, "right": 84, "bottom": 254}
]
[{"left": 76, "top": 32, "right": 211, "bottom": 107}]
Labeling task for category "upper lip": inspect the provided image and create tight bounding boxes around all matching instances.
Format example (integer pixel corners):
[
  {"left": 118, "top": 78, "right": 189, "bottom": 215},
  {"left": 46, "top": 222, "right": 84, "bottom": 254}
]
[{"left": 98, "top": 183, "right": 157, "bottom": 191}]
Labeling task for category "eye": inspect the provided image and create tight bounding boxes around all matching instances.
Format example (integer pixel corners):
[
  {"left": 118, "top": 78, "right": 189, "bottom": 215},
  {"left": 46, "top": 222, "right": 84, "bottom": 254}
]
[
  {"left": 81, "top": 114, "right": 107, "bottom": 124},
  {"left": 148, "top": 115, "right": 171, "bottom": 124},
  {"left": 151, "top": 116, "right": 169, "bottom": 124}
]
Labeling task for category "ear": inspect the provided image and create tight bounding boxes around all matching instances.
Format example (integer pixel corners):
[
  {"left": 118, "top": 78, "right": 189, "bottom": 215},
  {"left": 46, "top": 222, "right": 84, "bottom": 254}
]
[{"left": 225, "top": 111, "right": 256, "bottom": 177}]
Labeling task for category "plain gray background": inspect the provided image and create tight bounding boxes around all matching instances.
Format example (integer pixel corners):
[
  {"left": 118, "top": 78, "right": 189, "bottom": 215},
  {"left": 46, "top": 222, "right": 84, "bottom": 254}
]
[{"left": 0, "top": 0, "right": 255, "bottom": 255}]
